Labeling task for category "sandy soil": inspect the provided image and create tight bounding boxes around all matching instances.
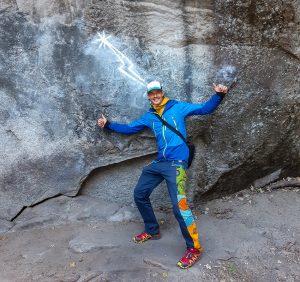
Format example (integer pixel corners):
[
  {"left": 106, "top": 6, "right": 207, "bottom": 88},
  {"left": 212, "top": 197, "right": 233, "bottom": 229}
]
[{"left": 0, "top": 188, "right": 299, "bottom": 282}]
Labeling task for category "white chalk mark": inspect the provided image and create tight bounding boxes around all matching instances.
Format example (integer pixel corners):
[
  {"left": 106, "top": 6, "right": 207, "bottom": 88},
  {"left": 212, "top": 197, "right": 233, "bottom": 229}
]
[{"left": 95, "top": 31, "right": 146, "bottom": 86}]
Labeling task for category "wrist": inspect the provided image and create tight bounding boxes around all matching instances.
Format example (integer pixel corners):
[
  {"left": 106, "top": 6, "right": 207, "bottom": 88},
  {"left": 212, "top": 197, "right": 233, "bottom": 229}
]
[
  {"left": 104, "top": 120, "right": 110, "bottom": 128},
  {"left": 216, "top": 92, "right": 225, "bottom": 100}
]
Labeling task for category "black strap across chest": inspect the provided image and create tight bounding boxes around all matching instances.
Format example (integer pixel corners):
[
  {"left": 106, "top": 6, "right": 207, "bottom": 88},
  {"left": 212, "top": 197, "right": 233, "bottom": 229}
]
[{"left": 154, "top": 114, "right": 188, "bottom": 145}]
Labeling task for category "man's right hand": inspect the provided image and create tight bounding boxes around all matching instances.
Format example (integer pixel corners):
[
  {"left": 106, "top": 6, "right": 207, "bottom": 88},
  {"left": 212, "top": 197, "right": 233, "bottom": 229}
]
[{"left": 98, "top": 114, "right": 107, "bottom": 128}]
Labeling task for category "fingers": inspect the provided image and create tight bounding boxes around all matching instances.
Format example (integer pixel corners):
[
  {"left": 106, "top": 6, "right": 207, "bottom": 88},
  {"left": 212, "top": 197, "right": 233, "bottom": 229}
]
[
  {"left": 97, "top": 117, "right": 106, "bottom": 128},
  {"left": 97, "top": 114, "right": 107, "bottom": 128},
  {"left": 219, "top": 85, "right": 228, "bottom": 93},
  {"left": 213, "top": 83, "right": 228, "bottom": 94},
  {"left": 99, "top": 121, "right": 105, "bottom": 128}
]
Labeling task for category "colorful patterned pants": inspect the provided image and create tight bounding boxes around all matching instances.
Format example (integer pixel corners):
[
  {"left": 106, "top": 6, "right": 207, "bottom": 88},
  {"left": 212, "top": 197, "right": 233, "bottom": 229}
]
[{"left": 134, "top": 160, "right": 202, "bottom": 251}]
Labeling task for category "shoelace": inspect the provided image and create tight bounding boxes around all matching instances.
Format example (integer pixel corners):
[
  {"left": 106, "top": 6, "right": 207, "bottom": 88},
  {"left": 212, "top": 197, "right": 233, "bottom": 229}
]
[
  {"left": 138, "top": 232, "right": 150, "bottom": 240},
  {"left": 183, "top": 249, "right": 194, "bottom": 259}
]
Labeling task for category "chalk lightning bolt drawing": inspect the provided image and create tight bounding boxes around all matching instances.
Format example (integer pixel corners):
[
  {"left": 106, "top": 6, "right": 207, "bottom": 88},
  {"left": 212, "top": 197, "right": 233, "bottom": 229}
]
[{"left": 95, "top": 31, "right": 146, "bottom": 86}]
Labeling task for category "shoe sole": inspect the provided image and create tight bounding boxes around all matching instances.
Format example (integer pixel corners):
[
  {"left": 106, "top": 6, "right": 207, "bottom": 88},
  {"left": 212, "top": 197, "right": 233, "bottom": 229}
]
[{"left": 132, "top": 234, "right": 161, "bottom": 244}]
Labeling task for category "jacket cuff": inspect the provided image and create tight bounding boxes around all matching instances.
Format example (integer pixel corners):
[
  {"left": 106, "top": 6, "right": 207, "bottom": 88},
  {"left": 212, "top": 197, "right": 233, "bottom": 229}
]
[
  {"left": 216, "top": 92, "right": 226, "bottom": 100},
  {"left": 104, "top": 120, "right": 110, "bottom": 129}
]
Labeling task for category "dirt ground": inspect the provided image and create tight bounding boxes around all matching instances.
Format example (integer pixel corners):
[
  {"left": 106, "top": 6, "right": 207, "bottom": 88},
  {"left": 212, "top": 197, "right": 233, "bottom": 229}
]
[{"left": 0, "top": 187, "right": 299, "bottom": 282}]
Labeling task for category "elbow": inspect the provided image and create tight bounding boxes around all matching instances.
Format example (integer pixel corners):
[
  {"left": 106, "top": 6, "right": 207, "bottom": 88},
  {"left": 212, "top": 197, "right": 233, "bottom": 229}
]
[{"left": 202, "top": 107, "right": 218, "bottom": 115}]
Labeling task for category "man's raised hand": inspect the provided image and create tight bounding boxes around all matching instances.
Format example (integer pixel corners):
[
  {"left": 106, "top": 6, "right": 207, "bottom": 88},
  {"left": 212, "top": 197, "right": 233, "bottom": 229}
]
[
  {"left": 213, "top": 83, "right": 228, "bottom": 94},
  {"left": 98, "top": 114, "right": 107, "bottom": 128}
]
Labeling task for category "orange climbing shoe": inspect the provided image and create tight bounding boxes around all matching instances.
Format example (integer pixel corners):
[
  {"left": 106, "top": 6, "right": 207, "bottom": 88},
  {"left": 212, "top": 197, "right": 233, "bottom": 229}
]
[
  {"left": 177, "top": 247, "right": 202, "bottom": 269},
  {"left": 132, "top": 231, "right": 161, "bottom": 244}
]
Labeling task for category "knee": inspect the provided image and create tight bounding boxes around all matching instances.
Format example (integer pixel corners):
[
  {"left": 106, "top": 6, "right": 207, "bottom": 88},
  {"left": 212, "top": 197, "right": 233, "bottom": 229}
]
[{"left": 134, "top": 188, "right": 146, "bottom": 203}]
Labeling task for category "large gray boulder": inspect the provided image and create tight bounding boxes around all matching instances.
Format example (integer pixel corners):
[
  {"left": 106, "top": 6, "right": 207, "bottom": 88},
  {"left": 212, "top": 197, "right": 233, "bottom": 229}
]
[{"left": 0, "top": 0, "right": 299, "bottom": 220}]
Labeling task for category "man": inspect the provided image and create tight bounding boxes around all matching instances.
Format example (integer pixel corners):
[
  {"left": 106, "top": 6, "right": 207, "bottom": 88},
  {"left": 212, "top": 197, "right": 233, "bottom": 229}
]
[{"left": 98, "top": 81, "right": 228, "bottom": 269}]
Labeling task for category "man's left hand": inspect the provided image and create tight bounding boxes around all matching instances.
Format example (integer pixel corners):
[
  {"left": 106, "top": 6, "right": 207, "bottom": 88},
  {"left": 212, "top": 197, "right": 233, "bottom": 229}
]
[{"left": 213, "top": 83, "right": 228, "bottom": 94}]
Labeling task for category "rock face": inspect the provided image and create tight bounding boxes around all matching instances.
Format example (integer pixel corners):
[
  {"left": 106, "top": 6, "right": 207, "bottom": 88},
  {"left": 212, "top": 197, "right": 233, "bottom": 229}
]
[{"left": 0, "top": 0, "right": 299, "bottom": 220}]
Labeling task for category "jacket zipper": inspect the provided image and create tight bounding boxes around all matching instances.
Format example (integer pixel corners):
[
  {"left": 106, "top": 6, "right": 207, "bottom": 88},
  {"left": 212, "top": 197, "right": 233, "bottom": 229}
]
[
  {"left": 152, "top": 121, "right": 157, "bottom": 137},
  {"left": 162, "top": 116, "right": 168, "bottom": 159},
  {"left": 172, "top": 116, "right": 178, "bottom": 130}
]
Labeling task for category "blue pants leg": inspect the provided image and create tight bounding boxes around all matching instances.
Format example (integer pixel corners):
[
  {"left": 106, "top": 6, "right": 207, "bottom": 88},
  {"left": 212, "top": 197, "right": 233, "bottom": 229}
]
[
  {"left": 134, "top": 161, "right": 201, "bottom": 250},
  {"left": 163, "top": 163, "right": 201, "bottom": 250},
  {"left": 134, "top": 163, "right": 164, "bottom": 235}
]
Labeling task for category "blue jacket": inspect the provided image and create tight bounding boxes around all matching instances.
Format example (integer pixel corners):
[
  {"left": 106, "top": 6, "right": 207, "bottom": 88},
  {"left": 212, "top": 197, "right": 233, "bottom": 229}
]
[{"left": 106, "top": 93, "right": 224, "bottom": 162}]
